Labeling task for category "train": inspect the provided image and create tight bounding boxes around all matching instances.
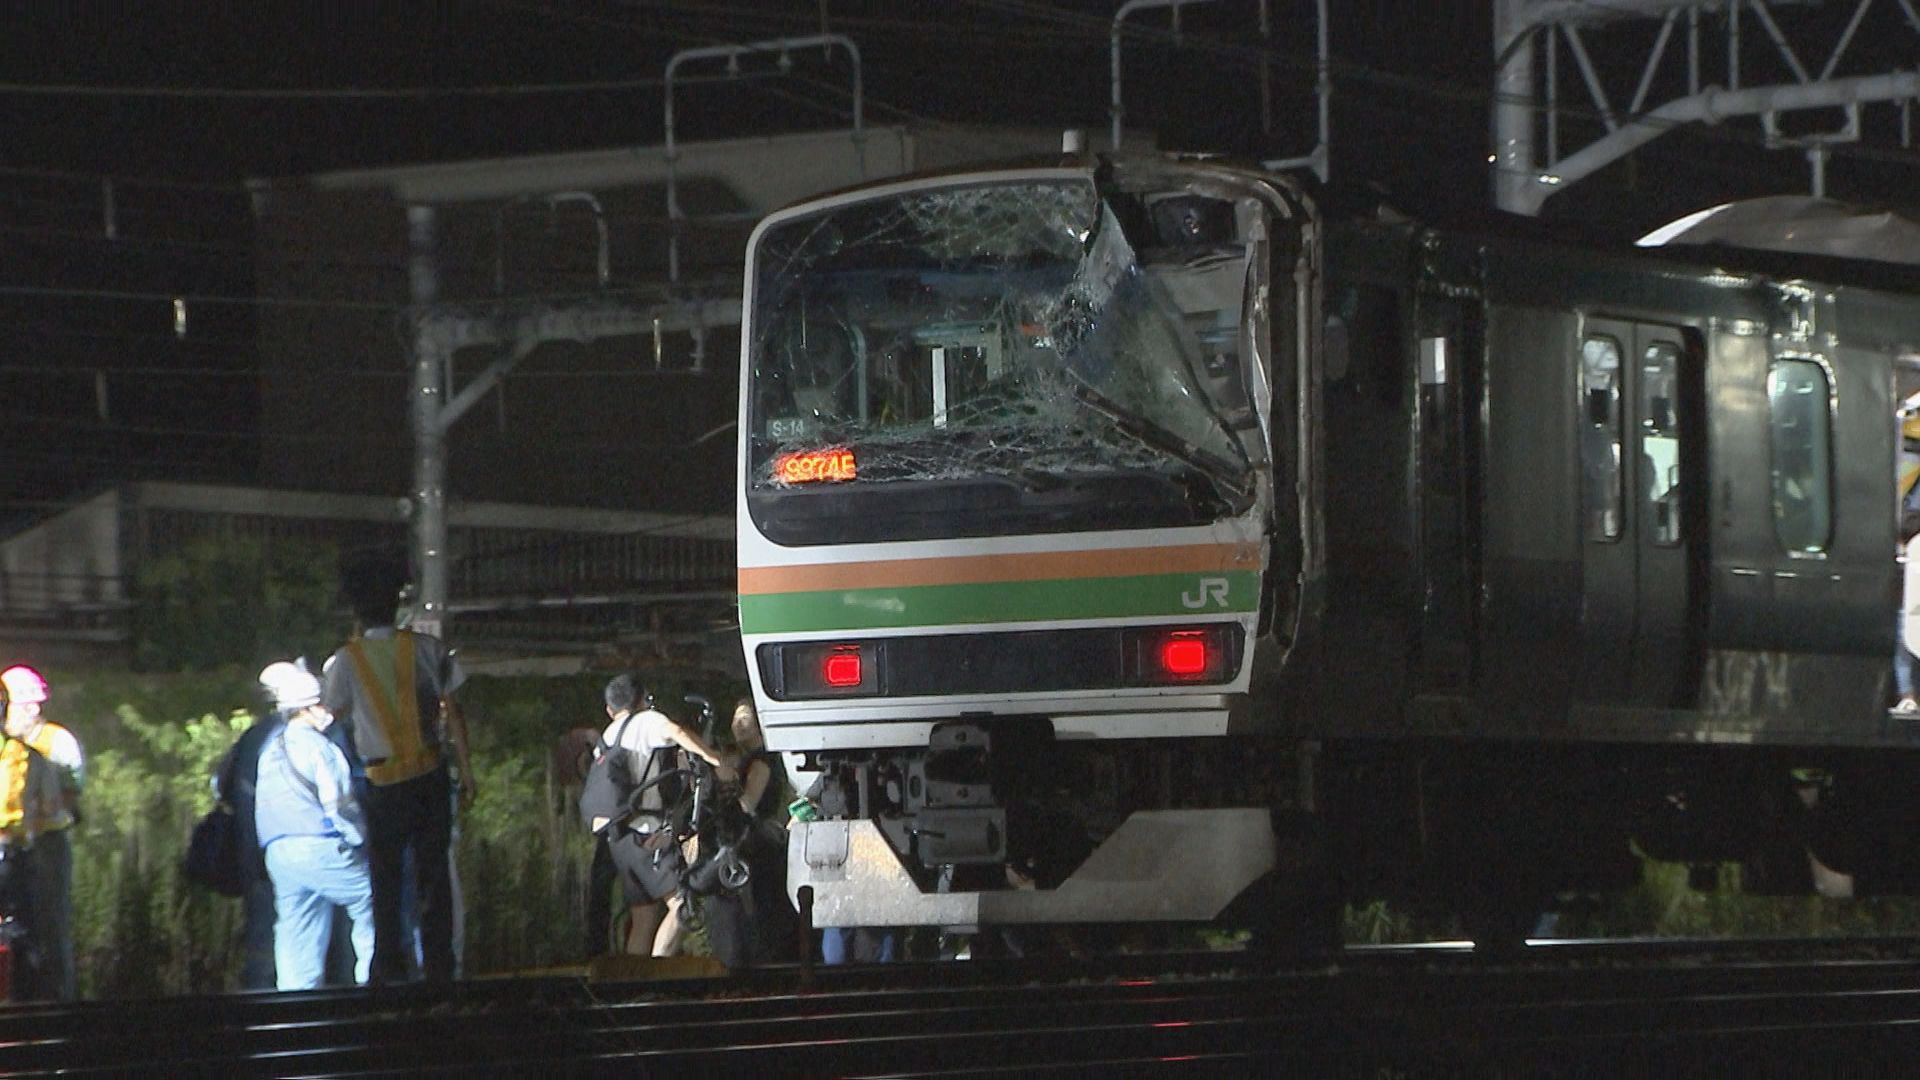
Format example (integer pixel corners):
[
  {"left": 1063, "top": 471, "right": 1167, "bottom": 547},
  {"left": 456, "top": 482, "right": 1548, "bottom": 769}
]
[{"left": 731, "top": 145, "right": 1920, "bottom": 945}]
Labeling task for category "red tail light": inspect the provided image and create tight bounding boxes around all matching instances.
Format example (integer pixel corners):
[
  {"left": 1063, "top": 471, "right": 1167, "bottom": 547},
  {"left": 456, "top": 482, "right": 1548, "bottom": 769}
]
[
  {"left": 1122, "top": 625, "right": 1233, "bottom": 684},
  {"left": 823, "top": 648, "right": 863, "bottom": 687},
  {"left": 1158, "top": 632, "right": 1209, "bottom": 677}
]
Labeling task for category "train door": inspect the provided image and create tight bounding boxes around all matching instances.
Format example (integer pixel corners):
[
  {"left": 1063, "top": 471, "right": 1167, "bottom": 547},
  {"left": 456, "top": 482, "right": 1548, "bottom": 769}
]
[
  {"left": 1579, "top": 319, "right": 1700, "bottom": 707},
  {"left": 1415, "top": 296, "right": 1478, "bottom": 693}
]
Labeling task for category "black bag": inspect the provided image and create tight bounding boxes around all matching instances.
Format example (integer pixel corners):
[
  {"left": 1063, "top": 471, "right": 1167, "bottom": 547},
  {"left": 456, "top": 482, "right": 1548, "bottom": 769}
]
[
  {"left": 579, "top": 713, "right": 663, "bottom": 837},
  {"left": 184, "top": 803, "right": 244, "bottom": 897}
]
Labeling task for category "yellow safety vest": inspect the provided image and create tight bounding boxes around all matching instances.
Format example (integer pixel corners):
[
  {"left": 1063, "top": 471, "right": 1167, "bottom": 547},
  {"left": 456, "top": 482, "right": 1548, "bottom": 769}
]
[
  {"left": 345, "top": 632, "right": 442, "bottom": 786},
  {"left": 0, "top": 739, "right": 28, "bottom": 835},
  {"left": 0, "top": 739, "right": 53, "bottom": 844},
  {"left": 23, "top": 721, "right": 79, "bottom": 831}
]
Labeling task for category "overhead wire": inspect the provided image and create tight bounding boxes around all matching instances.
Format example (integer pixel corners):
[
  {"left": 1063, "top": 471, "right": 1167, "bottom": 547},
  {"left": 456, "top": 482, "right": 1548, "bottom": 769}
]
[
  {"left": 3, "top": 4, "right": 1915, "bottom": 437},
  {"left": 0, "top": 2, "right": 1907, "bottom": 192}
]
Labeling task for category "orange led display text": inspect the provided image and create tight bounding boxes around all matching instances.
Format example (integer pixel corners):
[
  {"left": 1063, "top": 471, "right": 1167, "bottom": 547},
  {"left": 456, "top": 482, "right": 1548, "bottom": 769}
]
[{"left": 774, "top": 447, "right": 857, "bottom": 484}]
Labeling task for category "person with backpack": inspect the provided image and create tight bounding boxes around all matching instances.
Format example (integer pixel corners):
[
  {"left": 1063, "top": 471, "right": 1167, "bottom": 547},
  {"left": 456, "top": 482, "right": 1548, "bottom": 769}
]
[
  {"left": 1, "top": 665, "right": 81, "bottom": 1000},
  {"left": 590, "top": 675, "right": 735, "bottom": 956},
  {"left": 255, "top": 660, "right": 374, "bottom": 990}
]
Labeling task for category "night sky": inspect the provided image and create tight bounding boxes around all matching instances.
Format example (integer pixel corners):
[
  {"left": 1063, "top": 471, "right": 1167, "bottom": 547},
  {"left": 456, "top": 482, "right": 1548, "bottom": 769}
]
[{"left": 1, "top": 1, "right": 1914, "bottom": 523}]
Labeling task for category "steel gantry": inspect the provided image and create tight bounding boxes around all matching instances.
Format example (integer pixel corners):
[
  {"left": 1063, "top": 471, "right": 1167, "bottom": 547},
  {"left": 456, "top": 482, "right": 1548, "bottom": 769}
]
[
  {"left": 398, "top": 39, "right": 873, "bottom": 639},
  {"left": 1492, "top": 0, "right": 1920, "bottom": 214},
  {"left": 1107, "top": 0, "right": 1330, "bottom": 181},
  {"left": 404, "top": 201, "right": 741, "bottom": 638}
]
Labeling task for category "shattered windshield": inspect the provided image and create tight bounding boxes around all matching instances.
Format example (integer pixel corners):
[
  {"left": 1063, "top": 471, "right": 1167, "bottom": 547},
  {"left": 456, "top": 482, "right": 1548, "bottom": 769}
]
[{"left": 746, "top": 175, "right": 1262, "bottom": 537}]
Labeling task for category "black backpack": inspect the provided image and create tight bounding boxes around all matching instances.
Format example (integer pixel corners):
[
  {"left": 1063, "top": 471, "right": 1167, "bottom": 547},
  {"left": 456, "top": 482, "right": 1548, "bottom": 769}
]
[{"left": 578, "top": 713, "right": 673, "bottom": 837}]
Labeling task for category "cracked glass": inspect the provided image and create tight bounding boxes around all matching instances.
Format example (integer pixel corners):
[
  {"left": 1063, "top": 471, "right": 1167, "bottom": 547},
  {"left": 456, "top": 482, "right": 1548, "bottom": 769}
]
[{"left": 745, "top": 177, "right": 1260, "bottom": 531}]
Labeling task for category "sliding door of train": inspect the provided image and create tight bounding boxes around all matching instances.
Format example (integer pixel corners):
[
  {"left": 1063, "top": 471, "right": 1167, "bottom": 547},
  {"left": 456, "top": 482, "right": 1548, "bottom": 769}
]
[{"left": 1578, "top": 318, "right": 1702, "bottom": 707}]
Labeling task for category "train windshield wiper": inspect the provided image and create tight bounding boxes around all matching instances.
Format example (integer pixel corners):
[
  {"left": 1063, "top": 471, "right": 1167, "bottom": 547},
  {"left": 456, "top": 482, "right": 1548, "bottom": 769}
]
[{"left": 1067, "top": 380, "right": 1252, "bottom": 508}]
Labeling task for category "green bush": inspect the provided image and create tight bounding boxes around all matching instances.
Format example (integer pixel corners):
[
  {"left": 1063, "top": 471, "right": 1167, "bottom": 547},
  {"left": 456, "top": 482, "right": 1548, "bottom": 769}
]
[{"left": 72, "top": 707, "right": 253, "bottom": 998}]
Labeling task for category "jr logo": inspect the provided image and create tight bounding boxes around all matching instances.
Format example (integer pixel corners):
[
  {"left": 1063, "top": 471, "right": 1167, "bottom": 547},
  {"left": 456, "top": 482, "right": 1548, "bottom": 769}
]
[{"left": 1181, "top": 577, "right": 1230, "bottom": 609}]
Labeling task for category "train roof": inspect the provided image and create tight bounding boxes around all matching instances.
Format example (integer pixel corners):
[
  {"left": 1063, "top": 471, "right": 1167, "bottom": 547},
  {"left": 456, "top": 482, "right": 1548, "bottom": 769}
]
[{"left": 767, "top": 151, "right": 1920, "bottom": 298}]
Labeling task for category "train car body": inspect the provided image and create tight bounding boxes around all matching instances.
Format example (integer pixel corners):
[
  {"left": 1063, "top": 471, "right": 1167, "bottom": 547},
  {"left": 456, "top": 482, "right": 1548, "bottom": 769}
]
[{"left": 735, "top": 150, "right": 1920, "bottom": 936}]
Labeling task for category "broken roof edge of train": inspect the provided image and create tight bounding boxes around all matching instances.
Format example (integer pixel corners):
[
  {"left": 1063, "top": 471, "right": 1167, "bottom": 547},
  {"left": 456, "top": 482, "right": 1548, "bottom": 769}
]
[{"left": 1638, "top": 195, "right": 1920, "bottom": 269}]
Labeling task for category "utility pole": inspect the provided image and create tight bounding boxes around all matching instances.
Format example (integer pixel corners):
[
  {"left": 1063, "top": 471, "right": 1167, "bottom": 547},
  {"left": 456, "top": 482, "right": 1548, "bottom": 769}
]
[
  {"left": 1490, "top": 0, "right": 1538, "bottom": 215},
  {"left": 407, "top": 205, "right": 449, "bottom": 639}
]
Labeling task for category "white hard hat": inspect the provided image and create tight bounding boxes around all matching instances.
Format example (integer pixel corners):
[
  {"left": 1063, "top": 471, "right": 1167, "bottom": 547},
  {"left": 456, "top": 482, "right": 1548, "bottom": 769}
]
[{"left": 259, "top": 659, "right": 322, "bottom": 711}]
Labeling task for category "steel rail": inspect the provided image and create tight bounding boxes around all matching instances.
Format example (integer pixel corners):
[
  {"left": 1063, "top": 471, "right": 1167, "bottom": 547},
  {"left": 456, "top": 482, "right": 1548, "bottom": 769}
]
[{"left": 12, "top": 940, "right": 1920, "bottom": 1075}]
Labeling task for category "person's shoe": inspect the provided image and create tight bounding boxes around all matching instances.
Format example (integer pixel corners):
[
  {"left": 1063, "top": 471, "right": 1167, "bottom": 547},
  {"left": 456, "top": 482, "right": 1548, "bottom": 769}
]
[{"left": 1893, "top": 698, "right": 1918, "bottom": 716}]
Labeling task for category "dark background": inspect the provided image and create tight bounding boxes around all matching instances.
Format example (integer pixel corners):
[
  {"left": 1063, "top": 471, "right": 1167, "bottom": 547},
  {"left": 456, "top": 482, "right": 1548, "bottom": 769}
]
[{"left": 2, "top": 1, "right": 1913, "bottom": 523}]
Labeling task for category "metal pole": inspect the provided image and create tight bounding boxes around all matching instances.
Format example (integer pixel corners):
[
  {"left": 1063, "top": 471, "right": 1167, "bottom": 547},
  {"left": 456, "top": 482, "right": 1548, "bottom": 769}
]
[
  {"left": 1111, "top": 0, "right": 1219, "bottom": 152},
  {"left": 408, "top": 205, "right": 449, "bottom": 638},
  {"left": 1492, "top": 0, "right": 1538, "bottom": 213},
  {"left": 1259, "top": 0, "right": 1333, "bottom": 182},
  {"left": 665, "top": 34, "right": 864, "bottom": 287}
]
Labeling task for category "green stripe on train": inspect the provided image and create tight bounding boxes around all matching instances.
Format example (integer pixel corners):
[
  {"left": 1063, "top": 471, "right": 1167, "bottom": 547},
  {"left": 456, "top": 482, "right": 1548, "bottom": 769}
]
[{"left": 738, "top": 570, "right": 1261, "bottom": 634}]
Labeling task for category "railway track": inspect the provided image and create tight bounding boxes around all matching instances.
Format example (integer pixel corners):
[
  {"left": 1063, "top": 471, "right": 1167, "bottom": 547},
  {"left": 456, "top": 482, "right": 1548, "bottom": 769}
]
[{"left": 6, "top": 939, "right": 1920, "bottom": 1076}]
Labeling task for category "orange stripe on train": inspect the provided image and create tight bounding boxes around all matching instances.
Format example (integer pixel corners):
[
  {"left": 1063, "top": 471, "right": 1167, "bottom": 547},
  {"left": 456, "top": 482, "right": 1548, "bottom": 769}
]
[{"left": 736, "top": 542, "right": 1262, "bottom": 596}]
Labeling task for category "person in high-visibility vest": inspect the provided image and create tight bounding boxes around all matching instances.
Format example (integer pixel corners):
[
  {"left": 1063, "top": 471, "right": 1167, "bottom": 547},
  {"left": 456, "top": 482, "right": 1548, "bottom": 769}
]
[
  {"left": 319, "top": 557, "right": 473, "bottom": 983},
  {"left": 1, "top": 665, "right": 81, "bottom": 1001},
  {"left": 0, "top": 676, "right": 62, "bottom": 1000}
]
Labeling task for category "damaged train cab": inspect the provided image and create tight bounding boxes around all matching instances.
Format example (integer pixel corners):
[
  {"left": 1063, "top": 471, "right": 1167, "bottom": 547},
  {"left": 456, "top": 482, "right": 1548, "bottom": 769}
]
[{"left": 736, "top": 159, "right": 1316, "bottom": 929}]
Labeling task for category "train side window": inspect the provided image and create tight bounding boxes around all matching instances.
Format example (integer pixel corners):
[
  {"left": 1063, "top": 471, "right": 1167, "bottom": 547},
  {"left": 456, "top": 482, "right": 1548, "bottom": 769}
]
[
  {"left": 1640, "top": 342, "right": 1682, "bottom": 546},
  {"left": 1766, "top": 359, "right": 1834, "bottom": 554},
  {"left": 1581, "top": 334, "right": 1624, "bottom": 541}
]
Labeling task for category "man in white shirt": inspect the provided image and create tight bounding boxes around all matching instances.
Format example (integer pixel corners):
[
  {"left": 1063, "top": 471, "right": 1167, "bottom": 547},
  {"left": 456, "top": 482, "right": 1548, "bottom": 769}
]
[{"left": 596, "top": 675, "right": 734, "bottom": 955}]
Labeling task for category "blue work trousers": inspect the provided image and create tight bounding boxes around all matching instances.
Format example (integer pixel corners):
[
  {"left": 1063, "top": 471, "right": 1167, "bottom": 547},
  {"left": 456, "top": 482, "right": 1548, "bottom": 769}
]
[
  {"left": 822, "top": 926, "right": 897, "bottom": 964},
  {"left": 1899, "top": 613, "right": 1918, "bottom": 699},
  {"left": 265, "top": 836, "right": 373, "bottom": 990}
]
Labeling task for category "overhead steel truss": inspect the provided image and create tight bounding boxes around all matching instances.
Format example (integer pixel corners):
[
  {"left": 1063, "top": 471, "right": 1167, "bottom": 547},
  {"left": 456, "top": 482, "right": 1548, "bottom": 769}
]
[{"left": 1492, "top": 0, "right": 1920, "bottom": 214}]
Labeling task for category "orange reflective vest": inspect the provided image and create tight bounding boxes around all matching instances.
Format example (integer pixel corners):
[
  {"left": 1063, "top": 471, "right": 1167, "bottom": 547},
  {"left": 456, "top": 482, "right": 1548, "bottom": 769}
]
[
  {"left": 22, "top": 721, "right": 81, "bottom": 831},
  {"left": 0, "top": 739, "right": 54, "bottom": 844},
  {"left": 344, "top": 632, "right": 442, "bottom": 786}
]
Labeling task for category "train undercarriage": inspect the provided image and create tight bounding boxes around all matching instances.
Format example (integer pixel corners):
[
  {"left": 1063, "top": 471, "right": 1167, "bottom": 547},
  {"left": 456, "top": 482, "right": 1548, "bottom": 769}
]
[{"left": 787, "top": 726, "right": 1920, "bottom": 946}]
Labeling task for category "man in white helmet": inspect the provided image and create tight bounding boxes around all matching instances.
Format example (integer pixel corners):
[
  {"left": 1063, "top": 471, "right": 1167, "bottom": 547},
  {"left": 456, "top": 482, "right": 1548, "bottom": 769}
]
[{"left": 255, "top": 659, "right": 374, "bottom": 989}]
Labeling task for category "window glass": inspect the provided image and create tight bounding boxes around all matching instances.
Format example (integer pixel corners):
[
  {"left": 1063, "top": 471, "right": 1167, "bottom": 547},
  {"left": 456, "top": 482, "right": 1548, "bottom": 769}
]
[
  {"left": 1581, "top": 335, "right": 1623, "bottom": 541},
  {"left": 1639, "top": 341, "right": 1682, "bottom": 546},
  {"left": 1767, "top": 359, "right": 1833, "bottom": 554}
]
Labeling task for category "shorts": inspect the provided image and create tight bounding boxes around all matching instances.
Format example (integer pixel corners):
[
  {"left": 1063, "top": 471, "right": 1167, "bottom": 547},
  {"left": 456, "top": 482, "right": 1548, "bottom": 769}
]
[{"left": 608, "top": 829, "right": 685, "bottom": 905}]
